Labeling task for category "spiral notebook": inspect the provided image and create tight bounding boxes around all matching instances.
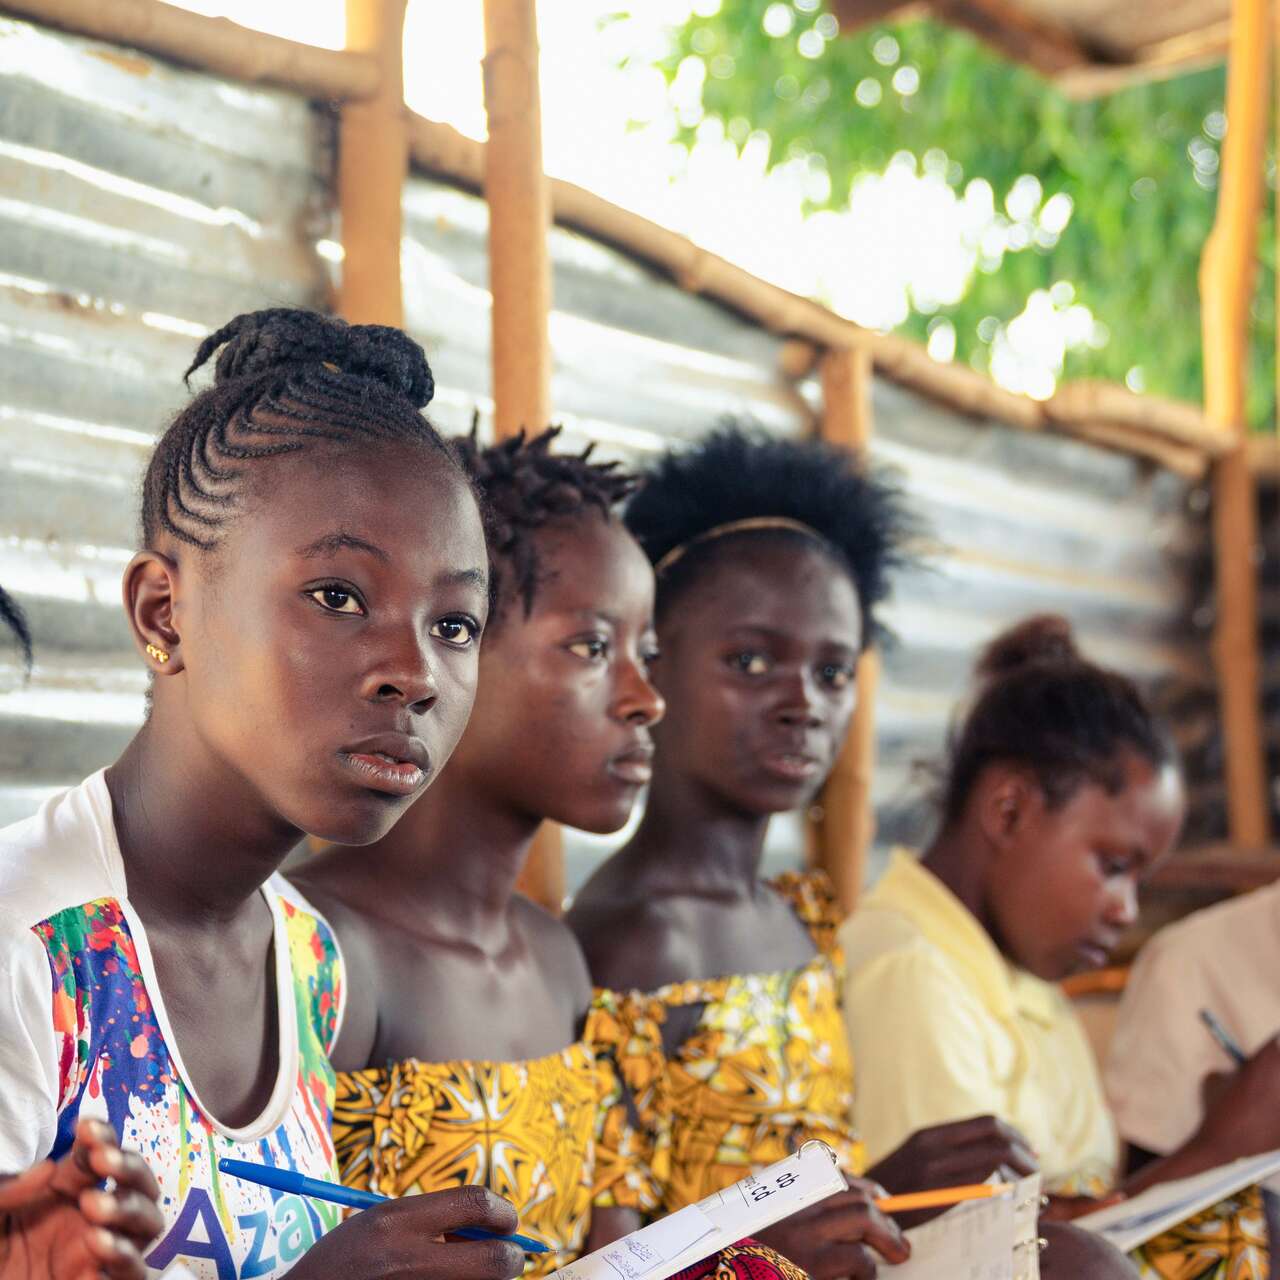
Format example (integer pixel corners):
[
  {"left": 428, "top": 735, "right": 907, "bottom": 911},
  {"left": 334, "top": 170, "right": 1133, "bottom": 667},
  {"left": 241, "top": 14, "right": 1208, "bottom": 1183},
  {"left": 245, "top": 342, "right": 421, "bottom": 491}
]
[{"left": 883, "top": 1172, "right": 1042, "bottom": 1280}]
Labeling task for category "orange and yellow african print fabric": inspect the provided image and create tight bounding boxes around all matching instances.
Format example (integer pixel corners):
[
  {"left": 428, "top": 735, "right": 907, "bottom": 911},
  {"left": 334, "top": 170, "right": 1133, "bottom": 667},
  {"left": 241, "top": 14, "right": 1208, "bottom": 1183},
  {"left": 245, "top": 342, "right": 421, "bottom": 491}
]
[
  {"left": 1131, "top": 1185, "right": 1268, "bottom": 1280},
  {"left": 603, "top": 871, "right": 865, "bottom": 1216},
  {"left": 333, "top": 998, "right": 654, "bottom": 1276}
]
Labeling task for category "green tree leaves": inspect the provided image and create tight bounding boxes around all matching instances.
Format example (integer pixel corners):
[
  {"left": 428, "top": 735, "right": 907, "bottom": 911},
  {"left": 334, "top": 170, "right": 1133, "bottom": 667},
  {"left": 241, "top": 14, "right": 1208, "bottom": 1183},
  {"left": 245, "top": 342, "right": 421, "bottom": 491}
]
[{"left": 650, "top": 2, "right": 1275, "bottom": 425}]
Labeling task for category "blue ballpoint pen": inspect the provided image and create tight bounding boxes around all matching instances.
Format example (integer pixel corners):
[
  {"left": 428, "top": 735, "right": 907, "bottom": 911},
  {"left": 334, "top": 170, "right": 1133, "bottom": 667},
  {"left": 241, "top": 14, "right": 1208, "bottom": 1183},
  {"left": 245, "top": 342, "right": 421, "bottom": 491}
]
[
  {"left": 217, "top": 1158, "right": 549, "bottom": 1253},
  {"left": 1199, "top": 1008, "right": 1248, "bottom": 1066}
]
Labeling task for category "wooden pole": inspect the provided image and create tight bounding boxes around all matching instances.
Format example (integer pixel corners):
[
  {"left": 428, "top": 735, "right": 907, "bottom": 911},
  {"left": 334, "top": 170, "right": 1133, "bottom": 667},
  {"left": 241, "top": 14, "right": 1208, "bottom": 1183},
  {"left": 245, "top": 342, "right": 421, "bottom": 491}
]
[
  {"left": 1201, "top": 0, "right": 1272, "bottom": 850},
  {"left": 813, "top": 348, "right": 878, "bottom": 915},
  {"left": 483, "top": 0, "right": 553, "bottom": 435},
  {"left": 338, "top": 0, "right": 407, "bottom": 325},
  {"left": 482, "top": 0, "right": 562, "bottom": 913}
]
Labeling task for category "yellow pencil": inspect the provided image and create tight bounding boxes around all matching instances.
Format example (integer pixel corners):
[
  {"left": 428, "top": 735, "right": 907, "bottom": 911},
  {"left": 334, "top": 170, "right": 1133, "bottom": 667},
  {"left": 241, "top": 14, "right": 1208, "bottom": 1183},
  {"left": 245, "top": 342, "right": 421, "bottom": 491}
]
[{"left": 875, "top": 1183, "right": 1014, "bottom": 1214}]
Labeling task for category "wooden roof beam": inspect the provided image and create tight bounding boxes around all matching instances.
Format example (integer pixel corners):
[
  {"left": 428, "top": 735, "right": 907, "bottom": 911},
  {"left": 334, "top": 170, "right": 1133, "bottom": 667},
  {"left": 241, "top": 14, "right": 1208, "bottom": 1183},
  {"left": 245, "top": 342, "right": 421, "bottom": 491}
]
[{"left": 831, "top": 0, "right": 1098, "bottom": 77}]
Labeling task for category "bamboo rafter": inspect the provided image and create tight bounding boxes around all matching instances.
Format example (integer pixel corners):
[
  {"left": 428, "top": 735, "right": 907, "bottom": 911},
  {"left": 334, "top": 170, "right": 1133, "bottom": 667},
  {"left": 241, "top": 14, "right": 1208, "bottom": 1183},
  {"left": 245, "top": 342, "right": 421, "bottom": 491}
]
[
  {"left": 0, "top": 0, "right": 379, "bottom": 99},
  {"left": 406, "top": 113, "right": 1232, "bottom": 475}
]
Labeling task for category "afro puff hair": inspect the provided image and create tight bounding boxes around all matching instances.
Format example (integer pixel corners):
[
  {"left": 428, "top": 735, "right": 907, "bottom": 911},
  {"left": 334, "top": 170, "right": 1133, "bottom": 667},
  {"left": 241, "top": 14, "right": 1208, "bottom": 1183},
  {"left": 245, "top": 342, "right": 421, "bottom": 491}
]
[
  {"left": 452, "top": 426, "right": 638, "bottom": 619},
  {"left": 625, "top": 422, "right": 915, "bottom": 646}
]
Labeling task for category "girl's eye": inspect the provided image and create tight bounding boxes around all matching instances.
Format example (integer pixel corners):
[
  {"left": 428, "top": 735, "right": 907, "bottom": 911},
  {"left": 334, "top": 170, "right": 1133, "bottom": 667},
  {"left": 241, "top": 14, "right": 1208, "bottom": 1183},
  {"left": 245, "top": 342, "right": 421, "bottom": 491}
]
[
  {"left": 821, "top": 663, "right": 855, "bottom": 690},
  {"left": 729, "top": 651, "right": 771, "bottom": 676},
  {"left": 308, "top": 586, "right": 364, "bottom": 616},
  {"left": 1098, "top": 854, "right": 1132, "bottom": 878},
  {"left": 431, "top": 617, "right": 479, "bottom": 647},
  {"left": 568, "top": 637, "right": 608, "bottom": 661}
]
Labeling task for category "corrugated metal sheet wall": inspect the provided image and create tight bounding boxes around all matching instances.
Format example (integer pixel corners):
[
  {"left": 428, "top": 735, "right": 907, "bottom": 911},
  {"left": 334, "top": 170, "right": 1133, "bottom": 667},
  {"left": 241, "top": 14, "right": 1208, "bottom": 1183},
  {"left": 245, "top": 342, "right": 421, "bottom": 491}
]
[{"left": 0, "top": 16, "right": 1209, "bottom": 892}]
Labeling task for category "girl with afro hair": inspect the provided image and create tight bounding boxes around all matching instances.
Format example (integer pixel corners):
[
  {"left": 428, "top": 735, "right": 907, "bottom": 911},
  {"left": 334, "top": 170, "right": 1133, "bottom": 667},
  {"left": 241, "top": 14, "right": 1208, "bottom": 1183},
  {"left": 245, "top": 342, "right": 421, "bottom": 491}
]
[{"left": 568, "top": 425, "right": 1046, "bottom": 1279}]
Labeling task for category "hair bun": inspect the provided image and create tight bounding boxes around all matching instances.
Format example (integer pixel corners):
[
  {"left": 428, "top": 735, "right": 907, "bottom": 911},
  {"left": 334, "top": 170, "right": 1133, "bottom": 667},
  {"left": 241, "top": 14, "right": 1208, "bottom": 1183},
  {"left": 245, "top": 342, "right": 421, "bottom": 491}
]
[
  {"left": 184, "top": 308, "right": 435, "bottom": 408},
  {"left": 975, "top": 613, "right": 1079, "bottom": 684}
]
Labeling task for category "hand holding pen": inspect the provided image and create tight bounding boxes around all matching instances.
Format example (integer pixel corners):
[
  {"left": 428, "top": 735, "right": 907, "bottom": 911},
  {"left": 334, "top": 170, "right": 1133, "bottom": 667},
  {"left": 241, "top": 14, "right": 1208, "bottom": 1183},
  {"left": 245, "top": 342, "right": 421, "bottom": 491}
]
[
  {"left": 1191, "top": 1016, "right": 1280, "bottom": 1164},
  {"left": 217, "top": 1165, "right": 535, "bottom": 1280}
]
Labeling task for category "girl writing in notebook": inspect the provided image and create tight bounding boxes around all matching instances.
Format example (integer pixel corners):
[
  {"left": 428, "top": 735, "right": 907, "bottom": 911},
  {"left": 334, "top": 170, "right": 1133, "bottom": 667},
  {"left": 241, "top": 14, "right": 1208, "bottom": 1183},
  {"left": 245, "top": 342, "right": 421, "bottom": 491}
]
[
  {"left": 840, "top": 614, "right": 1275, "bottom": 1278},
  {"left": 292, "top": 428, "right": 908, "bottom": 1278},
  {"left": 0, "top": 309, "right": 526, "bottom": 1280},
  {"left": 567, "top": 426, "right": 1035, "bottom": 1279}
]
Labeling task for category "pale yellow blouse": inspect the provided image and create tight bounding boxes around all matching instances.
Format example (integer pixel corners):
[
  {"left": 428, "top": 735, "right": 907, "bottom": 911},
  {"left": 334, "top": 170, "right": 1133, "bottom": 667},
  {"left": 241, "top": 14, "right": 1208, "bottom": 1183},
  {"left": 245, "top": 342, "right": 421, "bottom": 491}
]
[{"left": 839, "top": 849, "right": 1118, "bottom": 1191}]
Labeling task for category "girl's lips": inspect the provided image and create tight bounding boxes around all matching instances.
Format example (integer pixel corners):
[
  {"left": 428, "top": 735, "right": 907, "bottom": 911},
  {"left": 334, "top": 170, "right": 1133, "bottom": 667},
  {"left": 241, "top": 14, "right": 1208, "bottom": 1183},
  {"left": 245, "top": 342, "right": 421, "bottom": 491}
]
[
  {"left": 339, "top": 751, "right": 427, "bottom": 797},
  {"left": 1076, "top": 941, "right": 1111, "bottom": 969},
  {"left": 759, "top": 751, "right": 823, "bottom": 783},
  {"left": 607, "top": 757, "right": 654, "bottom": 786}
]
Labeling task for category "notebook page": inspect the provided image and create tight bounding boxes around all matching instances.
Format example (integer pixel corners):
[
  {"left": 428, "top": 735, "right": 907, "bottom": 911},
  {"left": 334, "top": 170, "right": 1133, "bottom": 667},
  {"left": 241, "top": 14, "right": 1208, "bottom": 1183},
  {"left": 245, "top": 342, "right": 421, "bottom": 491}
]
[
  {"left": 883, "top": 1173, "right": 1042, "bottom": 1280},
  {"left": 550, "top": 1143, "right": 847, "bottom": 1280}
]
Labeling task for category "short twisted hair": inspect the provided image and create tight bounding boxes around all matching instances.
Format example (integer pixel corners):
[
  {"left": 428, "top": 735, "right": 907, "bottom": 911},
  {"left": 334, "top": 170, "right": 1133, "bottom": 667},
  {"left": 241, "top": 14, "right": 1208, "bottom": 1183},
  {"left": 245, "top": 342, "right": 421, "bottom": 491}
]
[
  {"left": 141, "top": 308, "right": 451, "bottom": 550},
  {"left": 452, "top": 427, "right": 637, "bottom": 619}
]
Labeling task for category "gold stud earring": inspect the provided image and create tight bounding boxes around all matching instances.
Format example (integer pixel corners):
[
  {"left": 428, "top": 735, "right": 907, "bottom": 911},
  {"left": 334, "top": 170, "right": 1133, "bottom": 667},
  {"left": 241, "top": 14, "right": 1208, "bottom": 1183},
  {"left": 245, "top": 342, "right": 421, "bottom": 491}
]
[{"left": 145, "top": 643, "right": 170, "bottom": 664}]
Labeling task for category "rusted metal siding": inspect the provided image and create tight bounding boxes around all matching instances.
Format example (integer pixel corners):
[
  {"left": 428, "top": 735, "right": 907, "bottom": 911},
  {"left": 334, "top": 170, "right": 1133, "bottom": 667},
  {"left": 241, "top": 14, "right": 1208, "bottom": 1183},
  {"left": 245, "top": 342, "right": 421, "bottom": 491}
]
[
  {"left": 0, "top": 18, "right": 1207, "bottom": 895},
  {"left": 0, "top": 15, "right": 332, "bottom": 825}
]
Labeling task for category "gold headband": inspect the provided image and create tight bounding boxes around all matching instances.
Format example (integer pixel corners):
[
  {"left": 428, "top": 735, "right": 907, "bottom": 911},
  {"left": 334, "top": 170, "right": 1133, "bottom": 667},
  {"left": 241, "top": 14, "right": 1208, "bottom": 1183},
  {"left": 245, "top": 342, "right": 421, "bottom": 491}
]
[{"left": 653, "top": 516, "right": 828, "bottom": 577}]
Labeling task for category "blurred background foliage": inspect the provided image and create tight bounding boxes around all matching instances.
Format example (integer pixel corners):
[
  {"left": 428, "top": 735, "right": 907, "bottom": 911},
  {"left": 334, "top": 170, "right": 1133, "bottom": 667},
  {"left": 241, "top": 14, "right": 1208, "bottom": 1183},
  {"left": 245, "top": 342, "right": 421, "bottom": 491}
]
[{"left": 629, "top": 0, "right": 1276, "bottom": 425}]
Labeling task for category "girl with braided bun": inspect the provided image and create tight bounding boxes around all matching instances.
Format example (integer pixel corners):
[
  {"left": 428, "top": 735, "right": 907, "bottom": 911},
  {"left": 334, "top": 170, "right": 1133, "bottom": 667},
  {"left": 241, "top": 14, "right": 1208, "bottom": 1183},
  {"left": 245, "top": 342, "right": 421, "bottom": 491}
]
[
  {"left": 0, "top": 308, "right": 527, "bottom": 1280},
  {"left": 567, "top": 425, "right": 1050, "bottom": 1280}
]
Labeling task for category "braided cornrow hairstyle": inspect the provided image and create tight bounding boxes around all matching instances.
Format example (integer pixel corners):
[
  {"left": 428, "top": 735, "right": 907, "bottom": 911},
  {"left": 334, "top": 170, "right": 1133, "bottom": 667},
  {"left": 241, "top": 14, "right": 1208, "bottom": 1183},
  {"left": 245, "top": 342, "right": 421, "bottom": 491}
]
[
  {"left": 140, "top": 308, "right": 450, "bottom": 550},
  {"left": 0, "top": 585, "right": 32, "bottom": 671},
  {"left": 939, "top": 614, "right": 1177, "bottom": 819},
  {"left": 451, "top": 426, "right": 638, "bottom": 620},
  {"left": 625, "top": 422, "right": 914, "bottom": 648}
]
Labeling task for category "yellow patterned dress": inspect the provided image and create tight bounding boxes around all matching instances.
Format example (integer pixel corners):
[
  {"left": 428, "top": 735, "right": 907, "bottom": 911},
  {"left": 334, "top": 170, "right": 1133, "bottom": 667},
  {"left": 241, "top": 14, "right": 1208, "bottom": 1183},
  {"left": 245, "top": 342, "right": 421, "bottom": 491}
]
[
  {"left": 333, "top": 995, "right": 655, "bottom": 1277},
  {"left": 599, "top": 870, "right": 865, "bottom": 1216},
  {"left": 1133, "top": 1187, "right": 1267, "bottom": 1280}
]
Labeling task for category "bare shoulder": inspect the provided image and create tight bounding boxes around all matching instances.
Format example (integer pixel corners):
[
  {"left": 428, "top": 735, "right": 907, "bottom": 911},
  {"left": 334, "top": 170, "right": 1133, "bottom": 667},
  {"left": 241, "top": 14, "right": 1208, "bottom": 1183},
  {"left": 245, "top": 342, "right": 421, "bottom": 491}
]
[
  {"left": 512, "top": 892, "right": 593, "bottom": 1010},
  {"left": 566, "top": 893, "right": 699, "bottom": 995}
]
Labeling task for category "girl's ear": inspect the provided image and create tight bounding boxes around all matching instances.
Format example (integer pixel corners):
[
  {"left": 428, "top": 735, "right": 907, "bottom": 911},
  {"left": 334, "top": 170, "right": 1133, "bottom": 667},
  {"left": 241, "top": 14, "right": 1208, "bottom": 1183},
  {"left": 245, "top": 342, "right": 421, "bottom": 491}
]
[
  {"left": 122, "top": 550, "right": 185, "bottom": 675},
  {"left": 974, "top": 764, "right": 1035, "bottom": 852}
]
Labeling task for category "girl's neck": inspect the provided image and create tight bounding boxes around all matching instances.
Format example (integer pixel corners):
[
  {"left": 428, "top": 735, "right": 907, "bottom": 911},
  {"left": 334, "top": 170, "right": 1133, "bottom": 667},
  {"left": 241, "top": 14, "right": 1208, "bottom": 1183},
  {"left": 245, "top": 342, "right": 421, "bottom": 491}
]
[
  {"left": 324, "top": 759, "right": 541, "bottom": 941},
  {"left": 920, "top": 822, "right": 995, "bottom": 933},
  {"left": 106, "top": 713, "right": 301, "bottom": 929},
  {"left": 622, "top": 771, "right": 772, "bottom": 895}
]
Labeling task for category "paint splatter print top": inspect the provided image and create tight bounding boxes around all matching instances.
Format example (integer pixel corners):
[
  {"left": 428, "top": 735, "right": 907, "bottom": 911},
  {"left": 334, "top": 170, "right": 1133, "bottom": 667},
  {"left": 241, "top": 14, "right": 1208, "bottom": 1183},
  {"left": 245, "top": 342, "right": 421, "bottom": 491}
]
[{"left": 0, "top": 771, "right": 347, "bottom": 1279}]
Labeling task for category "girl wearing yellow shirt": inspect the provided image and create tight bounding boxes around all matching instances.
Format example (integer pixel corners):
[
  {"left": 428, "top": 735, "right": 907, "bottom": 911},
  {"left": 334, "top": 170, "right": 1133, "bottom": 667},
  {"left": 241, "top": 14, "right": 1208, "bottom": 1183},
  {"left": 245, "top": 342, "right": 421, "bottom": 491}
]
[{"left": 841, "top": 614, "right": 1278, "bottom": 1279}]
